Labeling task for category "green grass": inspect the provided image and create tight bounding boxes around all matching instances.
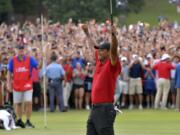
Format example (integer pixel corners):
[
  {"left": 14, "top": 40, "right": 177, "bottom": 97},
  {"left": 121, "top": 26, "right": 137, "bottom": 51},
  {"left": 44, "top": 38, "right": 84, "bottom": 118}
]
[
  {"left": 126, "top": 0, "right": 180, "bottom": 25},
  {"left": 0, "top": 109, "right": 180, "bottom": 135}
]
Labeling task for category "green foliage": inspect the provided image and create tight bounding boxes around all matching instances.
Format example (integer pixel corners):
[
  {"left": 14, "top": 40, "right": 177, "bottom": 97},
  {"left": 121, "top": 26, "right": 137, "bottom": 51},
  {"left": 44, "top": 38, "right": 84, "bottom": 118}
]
[
  {"left": 44, "top": 0, "right": 110, "bottom": 23},
  {"left": 44, "top": 0, "right": 145, "bottom": 23},
  {"left": 0, "top": 0, "right": 13, "bottom": 23},
  {"left": 0, "top": 0, "right": 12, "bottom": 13},
  {"left": 0, "top": 0, "right": 145, "bottom": 23},
  {"left": 12, "top": 0, "right": 39, "bottom": 15}
]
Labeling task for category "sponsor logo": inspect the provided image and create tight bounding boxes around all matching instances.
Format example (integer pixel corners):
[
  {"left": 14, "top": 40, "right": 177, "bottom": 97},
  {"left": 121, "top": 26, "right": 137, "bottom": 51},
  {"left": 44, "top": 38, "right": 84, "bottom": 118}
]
[
  {"left": 15, "top": 67, "right": 28, "bottom": 72},
  {"left": 24, "top": 83, "right": 31, "bottom": 88}
]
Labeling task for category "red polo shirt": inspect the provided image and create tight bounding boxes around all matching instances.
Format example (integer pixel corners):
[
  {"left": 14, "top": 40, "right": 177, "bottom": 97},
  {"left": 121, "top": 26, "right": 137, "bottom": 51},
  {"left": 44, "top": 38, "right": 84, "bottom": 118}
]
[
  {"left": 153, "top": 61, "right": 175, "bottom": 79},
  {"left": 63, "top": 64, "right": 73, "bottom": 82},
  {"left": 91, "top": 51, "right": 121, "bottom": 104}
]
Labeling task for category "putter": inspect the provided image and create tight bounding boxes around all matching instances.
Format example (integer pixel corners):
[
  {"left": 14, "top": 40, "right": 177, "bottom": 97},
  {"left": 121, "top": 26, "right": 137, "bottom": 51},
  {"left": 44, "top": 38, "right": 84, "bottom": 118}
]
[{"left": 110, "top": 0, "right": 113, "bottom": 25}]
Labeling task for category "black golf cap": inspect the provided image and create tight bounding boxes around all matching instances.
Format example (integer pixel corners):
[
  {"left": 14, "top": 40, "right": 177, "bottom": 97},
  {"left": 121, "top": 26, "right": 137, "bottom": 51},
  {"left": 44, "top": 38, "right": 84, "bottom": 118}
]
[
  {"left": 16, "top": 44, "right": 25, "bottom": 49},
  {"left": 94, "top": 42, "right": 110, "bottom": 50}
]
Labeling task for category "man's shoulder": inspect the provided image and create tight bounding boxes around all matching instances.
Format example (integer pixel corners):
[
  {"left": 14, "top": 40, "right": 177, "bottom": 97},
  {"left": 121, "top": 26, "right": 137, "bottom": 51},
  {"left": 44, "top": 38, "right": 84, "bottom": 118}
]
[
  {"left": 7, "top": 57, "right": 14, "bottom": 66},
  {"left": 29, "top": 56, "right": 36, "bottom": 60},
  {"left": 49, "top": 62, "right": 61, "bottom": 67},
  {"left": 47, "top": 62, "right": 55, "bottom": 67},
  {"left": 176, "top": 63, "right": 180, "bottom": 69},
  {"left": 10, "top": 55, "right": 17, "bottom": 61}
]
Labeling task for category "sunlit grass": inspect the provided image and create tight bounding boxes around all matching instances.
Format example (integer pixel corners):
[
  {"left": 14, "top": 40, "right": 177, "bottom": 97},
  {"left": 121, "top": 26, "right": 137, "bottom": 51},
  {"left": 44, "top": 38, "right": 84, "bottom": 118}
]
[
  {"left": 0, "top": 109, "right": 179, "bottom": 135},
  {"left": 126, "top": 0, "right": 180, "bottom": 25}
]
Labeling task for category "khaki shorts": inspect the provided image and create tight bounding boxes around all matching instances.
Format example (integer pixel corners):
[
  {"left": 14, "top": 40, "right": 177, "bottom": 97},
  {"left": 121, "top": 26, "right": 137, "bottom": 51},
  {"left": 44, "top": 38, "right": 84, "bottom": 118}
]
[
  {"left": 129, "top": 78, "right": 143, "bottom": 95},
  {"left": 13, "top": 90, "right": 33, "bottom": 104},
  {"left": 119, "top": 80, "right": 129, "bottom": 94}
]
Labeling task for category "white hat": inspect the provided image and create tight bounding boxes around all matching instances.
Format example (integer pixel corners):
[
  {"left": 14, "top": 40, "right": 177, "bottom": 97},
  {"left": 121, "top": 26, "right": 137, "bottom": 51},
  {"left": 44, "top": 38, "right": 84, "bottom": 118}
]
[
  {"left": 161, "top": 54, "right": 170, "bottom": 61},
  {"left": 129, "top": 25, "right": 133, "bottom": 31},
  {"left": 121, "top": 57, "right": 127, "bottom": 61},
  {"left": 132, "top": 54, "right": 138, "bottom": 59},
  {"left": 147, "top": 53, "right": 153, "bottom": 59}
]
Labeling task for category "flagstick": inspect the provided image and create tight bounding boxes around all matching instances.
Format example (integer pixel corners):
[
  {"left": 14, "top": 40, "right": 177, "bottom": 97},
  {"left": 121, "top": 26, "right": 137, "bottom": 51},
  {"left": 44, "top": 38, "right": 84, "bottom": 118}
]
[
  {"left": 110, "top": 0, "right": 113, "bottom": 25},
  {"left": 41, "top": 14, "right": 47, "bottom": 128}
]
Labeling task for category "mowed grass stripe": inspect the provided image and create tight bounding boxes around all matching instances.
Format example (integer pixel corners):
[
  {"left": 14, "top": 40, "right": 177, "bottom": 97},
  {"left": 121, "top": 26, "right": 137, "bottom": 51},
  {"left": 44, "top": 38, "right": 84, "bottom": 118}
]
[
  {"left": 115, "top": 109, "right": 180, "bottom": 135},
  {"left": 0, "top": 109, "right": 179, "bottom": 135}
]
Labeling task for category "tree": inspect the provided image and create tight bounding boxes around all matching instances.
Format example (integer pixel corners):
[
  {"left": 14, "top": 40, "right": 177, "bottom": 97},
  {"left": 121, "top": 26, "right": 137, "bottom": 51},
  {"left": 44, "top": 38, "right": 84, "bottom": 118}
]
[
  {"left": 12, "top": 0, "right": 39, "bottom": 15},
  {"left": 0, "top": 0, "right": 13, "bottom": 23},
  {"left": 0, "top": 0, "right": 145, "bottom": 24},
  {"left": 43, "top": 0, "right": 145, "bottom": 23},
  {"left": 11, "top": 0, "right": 42, "bottom": 23},
  {"left": 43, "top": 0, "right": 109, "bottom": 23}
]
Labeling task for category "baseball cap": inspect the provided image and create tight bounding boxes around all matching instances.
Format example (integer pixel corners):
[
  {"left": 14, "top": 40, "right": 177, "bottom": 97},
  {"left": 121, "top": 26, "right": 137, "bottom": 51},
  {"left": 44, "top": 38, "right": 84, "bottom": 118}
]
[
  {"left": 94, "top": 42, "right": 110, "bottom": 50},
  {"left": 132, "top": 54, "right": 138, "bottom": 59},
  {"left": 16, "top": 44, "right": 25, "bottom": 49},
  {"left": 146, "top": 53, "right": 153, "bottom": 59},
  {"left": 161, "top": 54, "right": 170, "bottom": 61},
  {"left": 121, "top": 57, "right": 127, "bottom": 61}
]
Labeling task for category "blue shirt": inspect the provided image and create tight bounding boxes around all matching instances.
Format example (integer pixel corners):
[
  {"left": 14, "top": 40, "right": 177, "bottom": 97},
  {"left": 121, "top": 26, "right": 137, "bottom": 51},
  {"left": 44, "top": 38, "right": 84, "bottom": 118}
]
[
  {"left": 144, "top": 69, "right": 156, "bottom": 80},
  {"left": 7, "top": 55, "right": 38, "bottom": 73},
  {"left": 46, "top": 62, "right": 65, "bottom": 79},
  {"left": 175, "top": 63, "right": 180, "bottom": 88},
  {"left": 143, "top": 69, "right": 156, "bottom": 90},
  {"left": 71, "top": 57, "right": 85, "bottom": 69}
]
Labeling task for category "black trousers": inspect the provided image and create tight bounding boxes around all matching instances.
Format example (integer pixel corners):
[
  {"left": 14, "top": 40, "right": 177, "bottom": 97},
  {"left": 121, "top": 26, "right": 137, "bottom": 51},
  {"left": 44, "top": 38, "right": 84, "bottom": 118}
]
[{"left": 86, "top": 103, "right": 116, "bottom": 135}]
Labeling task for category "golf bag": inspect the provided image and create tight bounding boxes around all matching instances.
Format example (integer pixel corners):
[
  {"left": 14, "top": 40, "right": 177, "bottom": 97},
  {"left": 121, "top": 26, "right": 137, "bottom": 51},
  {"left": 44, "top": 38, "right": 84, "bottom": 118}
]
[{"left": 0, "top": 103, "right": 17, "bottom": 130}]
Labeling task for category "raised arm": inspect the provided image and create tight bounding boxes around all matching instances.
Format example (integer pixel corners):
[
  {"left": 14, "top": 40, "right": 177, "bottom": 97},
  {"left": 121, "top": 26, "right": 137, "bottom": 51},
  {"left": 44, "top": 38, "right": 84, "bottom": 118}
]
[
  {"left": 81, "top": 24, "right": 97, "bottom": 47},
  {"left": 110, "top": 26, "right": 118, "bottom": 66}
]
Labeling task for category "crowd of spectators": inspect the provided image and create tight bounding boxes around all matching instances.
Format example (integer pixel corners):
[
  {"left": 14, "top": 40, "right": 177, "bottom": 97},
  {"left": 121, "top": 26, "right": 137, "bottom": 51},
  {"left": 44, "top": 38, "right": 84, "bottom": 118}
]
[{"left": 0, "top": 18, "right": 180, "bottom": 111}]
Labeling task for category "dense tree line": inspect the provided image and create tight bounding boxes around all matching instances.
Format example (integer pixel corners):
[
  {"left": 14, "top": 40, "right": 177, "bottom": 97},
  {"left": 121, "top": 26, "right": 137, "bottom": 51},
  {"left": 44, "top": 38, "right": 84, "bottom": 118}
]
[{"left": 0, "top": 0, "right": 144, "bottom": 23}]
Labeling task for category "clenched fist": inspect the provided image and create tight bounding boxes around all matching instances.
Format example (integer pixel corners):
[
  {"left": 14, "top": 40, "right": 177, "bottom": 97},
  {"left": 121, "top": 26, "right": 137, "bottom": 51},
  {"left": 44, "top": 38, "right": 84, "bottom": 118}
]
[{"left": 81, "top": 24, "right": 89, "bottom": 36}]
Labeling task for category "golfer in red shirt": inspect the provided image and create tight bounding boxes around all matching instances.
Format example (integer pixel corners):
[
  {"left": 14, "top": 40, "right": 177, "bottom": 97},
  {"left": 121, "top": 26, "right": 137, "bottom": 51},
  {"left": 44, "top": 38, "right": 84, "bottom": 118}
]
[{"left": 82, "top": 25, "right": 121, "bottom": 135}]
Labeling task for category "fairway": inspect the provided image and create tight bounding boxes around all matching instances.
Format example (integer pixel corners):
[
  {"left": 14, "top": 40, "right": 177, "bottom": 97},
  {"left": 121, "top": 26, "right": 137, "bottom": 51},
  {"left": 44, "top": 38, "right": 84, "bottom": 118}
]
[
  {"left": 0, "top": 109, "right": 179, "bottom": 135},
  {"left": 126, "top": 0, "right": 180, "bottom": 25}
]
